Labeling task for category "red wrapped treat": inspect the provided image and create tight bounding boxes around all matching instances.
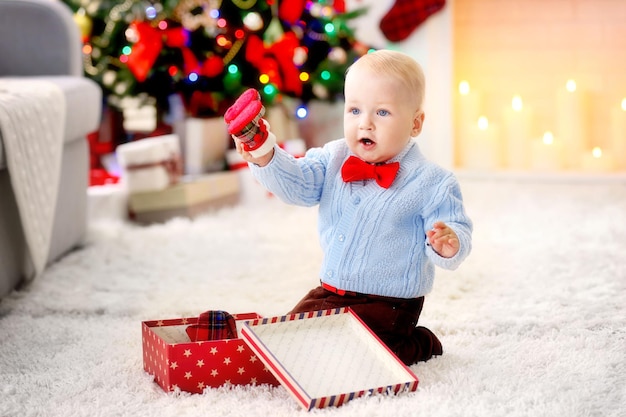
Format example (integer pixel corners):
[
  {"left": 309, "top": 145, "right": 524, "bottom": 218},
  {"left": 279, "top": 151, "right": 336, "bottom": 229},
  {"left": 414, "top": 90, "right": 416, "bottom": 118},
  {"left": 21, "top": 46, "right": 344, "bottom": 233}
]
[{"left": 224, "top": 89, "right": 276, "bottom": 157}]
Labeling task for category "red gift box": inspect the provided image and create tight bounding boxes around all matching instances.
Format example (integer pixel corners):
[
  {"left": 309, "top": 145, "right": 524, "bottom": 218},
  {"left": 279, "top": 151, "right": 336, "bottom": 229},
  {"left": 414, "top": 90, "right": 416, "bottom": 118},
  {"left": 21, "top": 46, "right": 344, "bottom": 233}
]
[{"left": 142, "top": 313, "right": 279, "bottom": 393}]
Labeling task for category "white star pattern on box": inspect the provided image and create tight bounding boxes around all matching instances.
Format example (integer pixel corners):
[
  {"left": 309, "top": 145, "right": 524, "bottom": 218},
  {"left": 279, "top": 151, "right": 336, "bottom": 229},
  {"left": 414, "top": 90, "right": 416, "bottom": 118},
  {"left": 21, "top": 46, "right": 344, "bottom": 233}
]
[
  {"left": 223, "top": 357, "right": 231, "bottom": 365},
  {"left": 210, "top": 347, "right": 218, "bottom": 355},
  {"left": 237, "top": 367, "right": 245, "bottom": 375},
  {"left": 170, "top": 362, "right": 178, "bottom": 369},
  {"left": 237, "top": 345, "right": 245, "bottom": 353},
  {"left": 183, "top": 349, "right": 192, "bottom": 357},
  {"left": 211, "top": 369, "right": 218, "bottom": 377},
  {"left": 184, "top": 372, "right": 192, "bottom": 380},
  {"left": 196, "top": 360, "right": 204, "bottom": 368}
]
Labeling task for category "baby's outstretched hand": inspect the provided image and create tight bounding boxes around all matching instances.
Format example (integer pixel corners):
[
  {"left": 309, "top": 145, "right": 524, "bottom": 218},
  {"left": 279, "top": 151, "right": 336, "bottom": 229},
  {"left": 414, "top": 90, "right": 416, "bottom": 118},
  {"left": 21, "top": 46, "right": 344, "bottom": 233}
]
[
  {"left": 426, "top": 221, "right": 459, "bottom": 258},
  {"left": 234, "top": 132, "right": 274, "bottom": 167}
]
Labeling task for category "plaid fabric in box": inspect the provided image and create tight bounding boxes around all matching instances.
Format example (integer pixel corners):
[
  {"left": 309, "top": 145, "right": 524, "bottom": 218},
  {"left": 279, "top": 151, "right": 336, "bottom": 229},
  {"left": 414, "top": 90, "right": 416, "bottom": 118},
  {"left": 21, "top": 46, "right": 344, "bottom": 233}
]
[{"left": 186, "top": 310, "right": 238, "bottom": 341}]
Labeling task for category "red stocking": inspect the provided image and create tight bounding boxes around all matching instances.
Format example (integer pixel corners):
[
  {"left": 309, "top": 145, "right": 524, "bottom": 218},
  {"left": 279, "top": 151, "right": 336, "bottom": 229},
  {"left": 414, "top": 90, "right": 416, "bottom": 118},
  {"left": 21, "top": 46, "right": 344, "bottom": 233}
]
[{"left": 379, "top": 0, "right": 446, "bottom": 42}]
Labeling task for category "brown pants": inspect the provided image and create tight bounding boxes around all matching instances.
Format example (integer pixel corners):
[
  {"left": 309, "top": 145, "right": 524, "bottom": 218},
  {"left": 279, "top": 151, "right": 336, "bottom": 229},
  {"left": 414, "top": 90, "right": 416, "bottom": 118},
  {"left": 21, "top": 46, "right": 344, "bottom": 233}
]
[{"left": 288, "top": 286, "right": 442, "bottom": 365}]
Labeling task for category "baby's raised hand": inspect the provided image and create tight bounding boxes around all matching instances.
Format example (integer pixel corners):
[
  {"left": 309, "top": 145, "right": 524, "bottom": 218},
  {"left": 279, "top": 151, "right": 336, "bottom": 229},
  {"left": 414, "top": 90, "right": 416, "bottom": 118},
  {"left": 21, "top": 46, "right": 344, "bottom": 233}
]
[
  {"left": 233, "top": 131, "right": 274, "bottom": 167},
  {"left": 426, "top": 221, "right": 459, "bottom": 258}
]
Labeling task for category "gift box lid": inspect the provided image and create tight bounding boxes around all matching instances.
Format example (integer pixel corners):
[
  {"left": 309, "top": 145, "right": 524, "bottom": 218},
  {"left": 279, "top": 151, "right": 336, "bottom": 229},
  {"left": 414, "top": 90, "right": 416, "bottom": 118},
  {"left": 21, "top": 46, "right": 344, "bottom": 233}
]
[{"left": 240, "top": 307, "right": 419, "bottom": 410}]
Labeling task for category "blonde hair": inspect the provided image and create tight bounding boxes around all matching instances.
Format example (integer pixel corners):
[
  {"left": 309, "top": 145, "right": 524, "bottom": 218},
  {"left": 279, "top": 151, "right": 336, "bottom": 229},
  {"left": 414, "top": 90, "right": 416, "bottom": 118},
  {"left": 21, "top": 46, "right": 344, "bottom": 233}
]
[{"left": 346, "top": 50, "right": 425, "bottom": 109}]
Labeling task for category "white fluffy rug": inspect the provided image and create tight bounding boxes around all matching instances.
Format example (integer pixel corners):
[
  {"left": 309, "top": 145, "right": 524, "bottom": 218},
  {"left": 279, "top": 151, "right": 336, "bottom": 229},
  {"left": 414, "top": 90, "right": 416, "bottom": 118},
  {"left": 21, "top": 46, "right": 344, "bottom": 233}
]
[{"left": 1, "top": 175, "right": 625, "bottom": 417}]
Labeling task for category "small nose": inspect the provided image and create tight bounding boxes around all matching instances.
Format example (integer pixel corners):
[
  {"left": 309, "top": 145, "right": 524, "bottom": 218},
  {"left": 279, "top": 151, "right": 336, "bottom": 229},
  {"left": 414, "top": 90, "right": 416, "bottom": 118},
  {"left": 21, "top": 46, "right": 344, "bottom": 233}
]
[{"left": 359, "top": 114, "right": 373, "bottom": 130}]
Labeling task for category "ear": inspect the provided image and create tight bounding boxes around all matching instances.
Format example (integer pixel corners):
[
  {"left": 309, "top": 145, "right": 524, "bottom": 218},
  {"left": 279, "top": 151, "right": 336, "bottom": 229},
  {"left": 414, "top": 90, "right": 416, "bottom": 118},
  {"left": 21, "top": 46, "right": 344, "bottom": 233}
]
[{"left": 411, "top": 110, "right": 425, "bottom": 137}]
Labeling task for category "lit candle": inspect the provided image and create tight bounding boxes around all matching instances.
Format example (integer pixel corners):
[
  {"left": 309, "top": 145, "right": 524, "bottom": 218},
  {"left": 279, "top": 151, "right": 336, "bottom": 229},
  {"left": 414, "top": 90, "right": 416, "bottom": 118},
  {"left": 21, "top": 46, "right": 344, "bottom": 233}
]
[
  {"left": 463, "top": 116, "right": 502, "bottom": 170},
  {"left": 609, "top": 98, "right": 626, "bottom": 170},
  {"left": 555, "top": 79, "right": 589, "bottom": 169},
  {"left": 581, "top": 147, "right": 616, "bottom": 173},
  {"left": 457, "top": 81, "right": 482, "bottom": 124},
  {"left": 530, "top": 131, "right": 565, "bottom": 171},
  {"left": 502, "top": 95, "right": 533, "bottom": 170},
  {"left": 457, "top": 81, "right": 483, "bottom": 168}
]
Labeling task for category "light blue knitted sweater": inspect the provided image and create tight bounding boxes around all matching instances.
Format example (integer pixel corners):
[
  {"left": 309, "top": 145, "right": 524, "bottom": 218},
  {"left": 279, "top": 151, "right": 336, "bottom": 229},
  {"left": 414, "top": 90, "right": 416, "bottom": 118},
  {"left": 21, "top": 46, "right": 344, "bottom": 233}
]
[{"left": 250, "top": 139, "right": 473, "bottom": 299}]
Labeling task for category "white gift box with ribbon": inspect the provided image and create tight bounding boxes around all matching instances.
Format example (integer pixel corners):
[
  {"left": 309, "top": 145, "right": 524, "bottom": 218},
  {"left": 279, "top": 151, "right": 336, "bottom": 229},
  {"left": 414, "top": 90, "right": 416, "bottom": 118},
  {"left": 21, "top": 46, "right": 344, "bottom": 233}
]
[{"left": 116, "top": 134, "right": 182, "bottom": 193}]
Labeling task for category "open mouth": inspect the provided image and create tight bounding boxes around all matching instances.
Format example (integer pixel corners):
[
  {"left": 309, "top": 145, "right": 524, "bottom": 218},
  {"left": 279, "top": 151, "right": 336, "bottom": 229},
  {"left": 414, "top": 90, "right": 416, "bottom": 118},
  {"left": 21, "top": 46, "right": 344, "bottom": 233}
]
[{"left": 359, "top": 138, "right": 375, "bottom": 146}]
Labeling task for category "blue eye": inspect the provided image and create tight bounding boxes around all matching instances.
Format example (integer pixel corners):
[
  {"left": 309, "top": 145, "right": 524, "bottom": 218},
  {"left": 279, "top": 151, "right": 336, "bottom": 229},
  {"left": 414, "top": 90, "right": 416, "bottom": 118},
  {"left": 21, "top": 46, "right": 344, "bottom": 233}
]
[
  {"left": 350, "top": 108, "right": 360, "bottom": 115},
  {"left": 377, "top": 109, "right": 389, "bottom": 116}
]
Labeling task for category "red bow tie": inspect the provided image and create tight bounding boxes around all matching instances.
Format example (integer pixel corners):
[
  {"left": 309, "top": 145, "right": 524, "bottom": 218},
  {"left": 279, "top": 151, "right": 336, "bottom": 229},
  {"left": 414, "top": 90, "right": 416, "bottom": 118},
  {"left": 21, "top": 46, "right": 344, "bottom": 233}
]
[{"left": 341, "top": 155, "right": 400, "bottom": 188}]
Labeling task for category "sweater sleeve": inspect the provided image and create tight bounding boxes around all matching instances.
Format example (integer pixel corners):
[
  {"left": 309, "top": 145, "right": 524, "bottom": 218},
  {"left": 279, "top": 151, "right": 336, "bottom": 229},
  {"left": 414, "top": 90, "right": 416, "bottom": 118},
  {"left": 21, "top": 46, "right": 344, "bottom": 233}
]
[
  {"left": 248, "top": 145, "right": 329, "bottom": 207},
  {"left": 423, "top": 173, "right": 473, "bottom": 270}
]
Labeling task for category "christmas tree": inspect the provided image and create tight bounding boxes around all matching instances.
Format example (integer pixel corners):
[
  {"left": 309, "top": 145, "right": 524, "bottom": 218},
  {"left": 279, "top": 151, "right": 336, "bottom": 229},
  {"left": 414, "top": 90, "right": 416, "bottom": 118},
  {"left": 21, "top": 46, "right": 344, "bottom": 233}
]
[{"left": 64, "top": 0, "right": 371, "bottom": 118}]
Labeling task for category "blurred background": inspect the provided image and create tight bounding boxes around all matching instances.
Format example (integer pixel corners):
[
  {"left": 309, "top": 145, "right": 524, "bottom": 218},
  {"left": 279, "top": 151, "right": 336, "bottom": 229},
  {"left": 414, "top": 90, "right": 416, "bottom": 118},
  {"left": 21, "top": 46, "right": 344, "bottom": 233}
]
[{"left": 62, "top": 0, "right": 626, "bottom": 178}]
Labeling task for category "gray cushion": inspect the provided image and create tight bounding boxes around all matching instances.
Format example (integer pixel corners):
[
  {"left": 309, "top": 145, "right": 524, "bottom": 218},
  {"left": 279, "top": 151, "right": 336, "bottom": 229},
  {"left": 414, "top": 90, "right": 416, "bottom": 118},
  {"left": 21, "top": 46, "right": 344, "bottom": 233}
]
[{"left": 0, "top": 0, "right": 82, "bottom": 77}]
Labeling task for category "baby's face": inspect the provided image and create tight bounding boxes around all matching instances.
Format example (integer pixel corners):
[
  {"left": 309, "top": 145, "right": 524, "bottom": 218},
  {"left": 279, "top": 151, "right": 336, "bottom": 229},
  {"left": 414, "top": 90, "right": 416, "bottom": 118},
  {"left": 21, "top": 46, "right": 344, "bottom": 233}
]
[{"left": 343, "top": 67, "right": 423, "bottom": 164}]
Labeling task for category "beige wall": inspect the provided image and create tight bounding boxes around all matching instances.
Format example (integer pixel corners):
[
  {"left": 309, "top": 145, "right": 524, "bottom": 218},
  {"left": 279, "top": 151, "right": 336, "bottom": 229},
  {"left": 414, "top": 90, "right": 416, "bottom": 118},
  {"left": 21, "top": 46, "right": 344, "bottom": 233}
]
[{"left": 453, "top": 0, "right": 626, "bottom": 170}]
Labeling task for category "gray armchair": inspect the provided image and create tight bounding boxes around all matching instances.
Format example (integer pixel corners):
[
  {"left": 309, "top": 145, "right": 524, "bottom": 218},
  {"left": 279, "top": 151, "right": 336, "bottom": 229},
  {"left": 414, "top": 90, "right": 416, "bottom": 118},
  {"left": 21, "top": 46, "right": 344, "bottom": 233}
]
[{"left": 0, "top": 0, "right": 102, "bottom": 298}]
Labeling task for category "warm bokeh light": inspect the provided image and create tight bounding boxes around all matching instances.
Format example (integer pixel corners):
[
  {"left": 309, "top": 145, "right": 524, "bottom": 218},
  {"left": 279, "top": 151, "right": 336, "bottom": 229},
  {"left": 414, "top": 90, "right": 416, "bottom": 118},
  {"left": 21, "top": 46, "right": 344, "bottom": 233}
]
[
  {"left": 592, "top": 147, "right": 602, "bottom": 158},
  {"left": 477, "top": 116, "right": 488, "bottom": 130},
  {"left": 216, "top": 35, "right": 229, "bottom": 47},
  {"left": 459, "top": 81, "right": 470, "bottom": 95},
  {"left": 543, "top": 131, "right": 554, "bottom": 145},
  {"left": 512, "top": 95, "right": 523, "bottom": 111},
  {"left": 566, "top": 79, "right": 577, "bottom": 92}
]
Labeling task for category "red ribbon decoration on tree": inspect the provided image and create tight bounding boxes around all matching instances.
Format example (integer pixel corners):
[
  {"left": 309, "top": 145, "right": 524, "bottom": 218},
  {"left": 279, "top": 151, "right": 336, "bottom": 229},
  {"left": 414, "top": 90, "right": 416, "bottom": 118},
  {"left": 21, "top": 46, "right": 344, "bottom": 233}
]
[
  {"left": 126, "top": 21, "right": 200, "bottom": 82},
  {"left": 245, "top": 32, "right": 302, "bottom": 96}
]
